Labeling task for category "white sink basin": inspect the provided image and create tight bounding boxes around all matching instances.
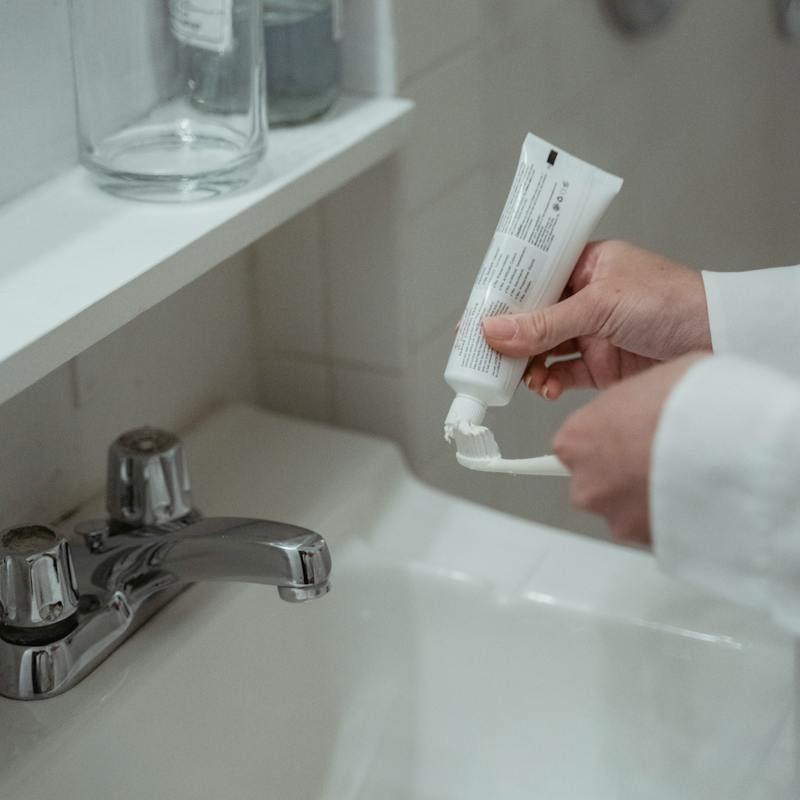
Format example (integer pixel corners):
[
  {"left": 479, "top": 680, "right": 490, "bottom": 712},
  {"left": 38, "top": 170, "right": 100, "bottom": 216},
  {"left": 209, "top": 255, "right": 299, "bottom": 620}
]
[{"left": 0, "top": 405, "right": 794, "bottom": 799}]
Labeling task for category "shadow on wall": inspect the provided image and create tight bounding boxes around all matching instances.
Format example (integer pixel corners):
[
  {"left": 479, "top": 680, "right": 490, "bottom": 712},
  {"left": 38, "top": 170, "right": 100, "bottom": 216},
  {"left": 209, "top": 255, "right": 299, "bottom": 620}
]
[{"left": 601, "top": 0, "right": 686, "bottom": 36}]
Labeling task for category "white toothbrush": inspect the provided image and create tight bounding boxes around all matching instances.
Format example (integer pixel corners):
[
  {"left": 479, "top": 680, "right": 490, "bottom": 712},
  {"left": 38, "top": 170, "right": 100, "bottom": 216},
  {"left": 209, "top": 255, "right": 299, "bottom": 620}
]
[{"left": 452, "top": 425, "right": 570, "bottom": 476}]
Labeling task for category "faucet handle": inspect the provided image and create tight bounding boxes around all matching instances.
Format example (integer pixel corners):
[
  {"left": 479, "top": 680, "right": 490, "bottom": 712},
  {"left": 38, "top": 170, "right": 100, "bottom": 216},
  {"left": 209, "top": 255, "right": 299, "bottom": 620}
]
[
  {"left": 107, "top": 427, "right": 193, "bottom": 528},
  {"left": 0, "top": 525, "right": 79, "bottom": 631}
]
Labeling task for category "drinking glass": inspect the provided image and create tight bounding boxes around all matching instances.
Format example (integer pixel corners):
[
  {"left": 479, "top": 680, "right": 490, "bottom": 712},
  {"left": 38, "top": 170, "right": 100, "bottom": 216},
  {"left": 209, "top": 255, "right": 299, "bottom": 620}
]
[{"left": 69, "top": 0, "right": 267, "bottom": 201}]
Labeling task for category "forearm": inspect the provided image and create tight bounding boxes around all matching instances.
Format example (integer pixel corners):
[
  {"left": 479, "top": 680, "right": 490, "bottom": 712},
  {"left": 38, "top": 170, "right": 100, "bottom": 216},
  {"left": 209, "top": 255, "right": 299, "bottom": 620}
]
[{"left": 651, "top": 354, "right": 800, "bottom": 633}]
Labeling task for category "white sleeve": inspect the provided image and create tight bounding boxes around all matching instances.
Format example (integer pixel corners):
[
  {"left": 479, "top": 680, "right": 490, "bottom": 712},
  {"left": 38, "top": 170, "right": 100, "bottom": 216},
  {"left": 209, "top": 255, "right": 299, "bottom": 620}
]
[
  {"left": 651, "top": 355, "right": 800, "bottom": 634},
  {"left": 702, "top": 266, "right": 800, "bottom": 378}
]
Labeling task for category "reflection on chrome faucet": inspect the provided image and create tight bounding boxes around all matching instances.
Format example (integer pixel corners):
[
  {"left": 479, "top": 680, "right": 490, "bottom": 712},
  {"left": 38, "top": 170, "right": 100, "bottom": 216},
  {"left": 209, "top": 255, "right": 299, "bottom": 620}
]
[
  {"left": 0, "top": 427, "right": 331, "bottom": 700},
  {"left": 78, "top": 516, "right": 331, "bottom": 606}
]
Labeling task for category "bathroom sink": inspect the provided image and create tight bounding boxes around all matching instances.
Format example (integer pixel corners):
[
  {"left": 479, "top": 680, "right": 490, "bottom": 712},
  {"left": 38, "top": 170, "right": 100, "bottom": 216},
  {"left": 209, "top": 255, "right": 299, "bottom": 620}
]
[{"left": 0, "top": 405, "right": 794, "bottom": 799}]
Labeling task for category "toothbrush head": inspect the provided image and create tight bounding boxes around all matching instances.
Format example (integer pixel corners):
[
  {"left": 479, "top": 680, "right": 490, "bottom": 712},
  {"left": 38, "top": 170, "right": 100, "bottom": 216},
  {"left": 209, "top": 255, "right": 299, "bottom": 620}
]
[{"left": 452, "top": 423, "right": 502, "bottom": 464}]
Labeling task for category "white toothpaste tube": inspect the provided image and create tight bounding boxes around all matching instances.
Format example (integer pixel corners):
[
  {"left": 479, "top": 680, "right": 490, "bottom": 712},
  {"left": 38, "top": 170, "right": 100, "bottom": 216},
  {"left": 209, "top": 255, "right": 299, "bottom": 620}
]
[{"left": 443, "top": 133, "right": 623, "bottom": 438}]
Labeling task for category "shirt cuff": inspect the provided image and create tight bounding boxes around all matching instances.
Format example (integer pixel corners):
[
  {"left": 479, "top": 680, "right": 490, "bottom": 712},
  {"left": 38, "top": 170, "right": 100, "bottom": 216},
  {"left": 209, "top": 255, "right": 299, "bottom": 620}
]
[
  {"left": 703, "top": 267, "right": 800, "bottom": 379},
  {"left": 651, "top": 354, "right": 800, "bottom": 632}
]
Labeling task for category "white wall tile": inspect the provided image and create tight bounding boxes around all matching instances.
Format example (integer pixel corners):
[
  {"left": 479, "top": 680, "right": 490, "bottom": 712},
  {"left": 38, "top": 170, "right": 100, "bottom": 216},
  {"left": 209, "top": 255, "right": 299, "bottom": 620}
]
[
  {"left": 398, "top": 169, "right": 495, "bottom": 350},
  {"left": 482, "top": 1, "right": 636, "bottom": 162},
  {"left": 0, "top": 1, "right": 78, "bottom": 203},
  {"left": 319, "top": 160, "right": 407, "bottom": 368},
  {"left": 402, "top": 324, "right": 458, "bottom": 469},
  {"left": 0, "top": 365, "right": 81, "bottom": 529},
  {"left": 481, "top": 35, "right": 565, "bottom": 166},
  {"left": 331, "top": 363, "right": 405, "bottom": 443},
  {"left": 478, "top": 0, "right": 560, "bottom": 49},
  {"left": 0, "top": 251, "right": 258, "bottom": 529},
  {"left": 393, "top": 0, "right": 482, "bottom": 85},
  {"left": 257, "top": 352, "right": 333, "bottom": 423},
  {"left": 393, "top": 45, "right": 488, "bottom": 213},
  {"left": 252, "top": 207, "right": 327, "bottom": 357},
  {"left": 70, "top": 250, "right": 258, "bottom": 497},
  {"left": 544, "top": 0, "right": 639, "bottom": 105}
]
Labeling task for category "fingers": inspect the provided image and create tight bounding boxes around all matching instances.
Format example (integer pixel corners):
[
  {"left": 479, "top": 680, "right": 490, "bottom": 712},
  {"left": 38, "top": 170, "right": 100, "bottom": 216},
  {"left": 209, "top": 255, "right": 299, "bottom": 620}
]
[
  {"left": 550, "top": 354, "right": 709, "bottom": 546},
  {"left": 568, "top": 240, "right": 608, "bottom": 292},
  {"left": 524, "top": 356, "right": 597, "bottom": 399},
  {"left": 551, "top": 384, "right": 653, "bottom": 546},
  {"left": 524, "top": 347, "right": 658, "bottom": 398},
  {"left": 482, "top": 291, "right": 601, "bottom": 358},
  {"left": 524, "top": 338, "right": 622, "bottom": 398}
]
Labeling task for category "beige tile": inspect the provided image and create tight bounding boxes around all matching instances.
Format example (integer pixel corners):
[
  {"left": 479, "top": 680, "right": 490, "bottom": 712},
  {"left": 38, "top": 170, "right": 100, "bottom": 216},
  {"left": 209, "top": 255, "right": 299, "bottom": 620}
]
[
  {"left": 393, "top": 0, "right": 482, "bottom": 85},
  {"left": 402, "top": 325, "right": 460, "bottom": 469},
  {"left": 319, "top": 161, "right": 407, "bottom": 368},
  {"left": 0, "top": 365, "right": 81, "bottom": 528},
  {"left": 397, "top": 169, "right": 496, "bottom": 349},
  {"left": 478, "top": 0, "right": 560, "bottom": 49},
  {"left": 331, "top": 362, "right": 405, "bottom": 443},
  {"left": 257, "top": 352, "right": 333, "bottom": 424},
  {"left": 0, "top": 1, "right": 77, "bottom": 202},
  {"left": 394, "top": 46, "right": 488, "bottom": 214},
  {"left": 252, "top": 207, "right": 327, "bottom": 357},
  {"left": 71, "top": 251, "right": 258, "bottom": 489}
]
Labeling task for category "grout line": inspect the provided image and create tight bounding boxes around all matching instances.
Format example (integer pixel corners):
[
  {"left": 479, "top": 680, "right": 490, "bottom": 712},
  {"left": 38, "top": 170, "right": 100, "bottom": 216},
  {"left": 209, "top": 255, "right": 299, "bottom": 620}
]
[
  {"left": 315, "top": 202, "right": 339, "bottom": 422},
  {"left": 243, "top": 244, "right": 266, "bottom": 403},
  {"left": 397, "top": 34, "right": 484, "bottom": 92},
  {"left": 265, "top": 347, "right": 403, "bottom": 380}
]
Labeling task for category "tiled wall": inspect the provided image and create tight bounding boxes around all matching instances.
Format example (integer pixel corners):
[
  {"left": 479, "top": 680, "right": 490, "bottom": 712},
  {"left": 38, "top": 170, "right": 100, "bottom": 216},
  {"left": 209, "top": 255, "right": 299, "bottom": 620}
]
[
  {"left": 256, "top": 0, "right": 800, "bottom": 537},
  {"left": 0, "top": 1, "right": 76, "bottom": 204},
  {"left": 1, "top": 0, "right": 798, "bottom": 540},
  {"left": 0, "top": 253, "right": 258, "bottom": 527}
]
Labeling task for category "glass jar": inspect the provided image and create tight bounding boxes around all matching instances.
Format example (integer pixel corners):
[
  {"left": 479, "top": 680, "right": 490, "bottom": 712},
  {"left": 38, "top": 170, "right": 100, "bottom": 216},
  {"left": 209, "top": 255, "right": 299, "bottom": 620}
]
[
  {"left": 68, "top": 0, "right": 267, "bottom": 201},
  {"left": 263, "top": 0, "right": 341, "bottom": 125}
]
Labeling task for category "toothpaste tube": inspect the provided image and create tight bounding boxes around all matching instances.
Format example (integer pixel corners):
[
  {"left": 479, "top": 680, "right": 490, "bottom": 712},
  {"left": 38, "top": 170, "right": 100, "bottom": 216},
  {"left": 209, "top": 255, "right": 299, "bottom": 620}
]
[{"left": 443, "top": 133, "right": 623, "bottom": 438}]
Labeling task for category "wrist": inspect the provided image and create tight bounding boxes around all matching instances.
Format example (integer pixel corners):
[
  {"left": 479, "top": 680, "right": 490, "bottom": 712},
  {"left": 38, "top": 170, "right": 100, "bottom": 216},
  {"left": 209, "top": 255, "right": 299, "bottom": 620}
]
[{"left": 674, "top": 268, "right": 712, "bottom": 354}]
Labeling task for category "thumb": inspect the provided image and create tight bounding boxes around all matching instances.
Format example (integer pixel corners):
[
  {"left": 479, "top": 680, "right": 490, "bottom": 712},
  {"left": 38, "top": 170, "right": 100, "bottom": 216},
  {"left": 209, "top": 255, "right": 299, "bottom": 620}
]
[{"left": 481, "top": 291, "right": 598, "bottom": 357}]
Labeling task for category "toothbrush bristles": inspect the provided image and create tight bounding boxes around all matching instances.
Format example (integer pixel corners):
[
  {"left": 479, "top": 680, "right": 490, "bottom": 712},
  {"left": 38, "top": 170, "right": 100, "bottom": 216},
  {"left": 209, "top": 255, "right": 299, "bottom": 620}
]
[{"left": 453, "top": 425, "right": 502, "bottom": 460}]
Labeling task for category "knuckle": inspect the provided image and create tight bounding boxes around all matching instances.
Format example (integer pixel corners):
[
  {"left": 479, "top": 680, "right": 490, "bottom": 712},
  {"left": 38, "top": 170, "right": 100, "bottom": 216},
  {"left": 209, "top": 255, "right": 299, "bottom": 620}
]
[
  {"left": 569, "top": 480, "right": 599, "bottom": 512},
  {"left": 583, "top": 239, "right": 616, "bottom": 278},
  {"left": 520, "top": 311, "right": 552, "bottom": 350}
]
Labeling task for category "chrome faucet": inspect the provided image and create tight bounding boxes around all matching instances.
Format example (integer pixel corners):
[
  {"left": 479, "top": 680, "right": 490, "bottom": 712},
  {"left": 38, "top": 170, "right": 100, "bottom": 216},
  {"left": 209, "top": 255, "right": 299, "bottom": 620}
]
[{"left": 0, "top": 427, "right": 331, "bottom": 700}]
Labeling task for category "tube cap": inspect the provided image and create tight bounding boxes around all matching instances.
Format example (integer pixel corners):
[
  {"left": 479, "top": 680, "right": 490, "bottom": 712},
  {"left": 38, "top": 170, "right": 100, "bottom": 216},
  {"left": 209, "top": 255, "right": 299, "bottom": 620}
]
[{"left": 445, "top": 394, "right": 488, "bottom": 429}]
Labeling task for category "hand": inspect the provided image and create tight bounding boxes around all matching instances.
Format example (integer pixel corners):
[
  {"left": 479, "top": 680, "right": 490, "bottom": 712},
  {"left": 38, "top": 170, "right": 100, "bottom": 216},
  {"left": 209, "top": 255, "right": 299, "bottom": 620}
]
[
  {"left": 552, "top": 353, "right": 709, "bottom": 545},
  {"left": 481, "top": 240, "right": 712, "bottom": 399}
]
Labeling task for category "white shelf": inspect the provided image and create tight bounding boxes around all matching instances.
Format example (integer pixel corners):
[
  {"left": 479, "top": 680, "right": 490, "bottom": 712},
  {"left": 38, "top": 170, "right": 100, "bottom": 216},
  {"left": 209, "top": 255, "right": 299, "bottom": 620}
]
[{"left": 0, "top": 94, "right": 413, "bottom": 406}]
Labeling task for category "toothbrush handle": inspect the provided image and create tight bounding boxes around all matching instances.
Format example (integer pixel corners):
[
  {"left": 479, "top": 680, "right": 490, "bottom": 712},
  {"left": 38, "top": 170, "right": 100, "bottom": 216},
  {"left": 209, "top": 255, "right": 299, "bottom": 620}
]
[{"left": 498, "top": 454, "right": 570, "bottom": 476}]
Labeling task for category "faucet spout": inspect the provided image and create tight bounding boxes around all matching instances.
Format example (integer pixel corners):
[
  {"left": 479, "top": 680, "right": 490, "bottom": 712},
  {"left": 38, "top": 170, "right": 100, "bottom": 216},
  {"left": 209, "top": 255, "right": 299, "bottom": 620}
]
[{"left": 88, "top": 517, "right": 331, "bottom": 603}]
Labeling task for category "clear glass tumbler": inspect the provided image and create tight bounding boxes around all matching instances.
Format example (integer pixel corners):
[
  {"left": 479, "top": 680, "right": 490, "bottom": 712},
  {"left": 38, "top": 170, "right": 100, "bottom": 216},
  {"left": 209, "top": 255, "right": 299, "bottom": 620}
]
[
  {"left": 68, "top": 0, "right": 267, "bottom": 201},
  {"left": 263, "top": 0, "right": 341, "bottom": 125}
]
